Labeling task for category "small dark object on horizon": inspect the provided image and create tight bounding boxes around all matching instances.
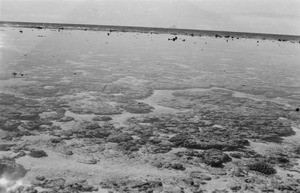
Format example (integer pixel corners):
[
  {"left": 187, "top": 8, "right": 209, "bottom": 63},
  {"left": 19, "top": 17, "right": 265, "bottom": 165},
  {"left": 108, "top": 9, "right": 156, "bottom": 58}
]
[
  {"left": 296, "top": 108, "right": 299, "bottom": 112},
  {"left": 19, "top": 30, "right": 23, "bottom": 33},
  {"left": 107, "top": 33, "right": 110, "bottom": 36},
  {"left": 12, "top": 72, "right": 17, "bottom": 78},
  {"left": 74, "top": 72, "right": 77, "bottom": 75},
  {"left": 34, "top": 26, "right": 44, "bottom": 29},
  {"left": 190, "top": 33, "right": 194, "bottom": 37}
]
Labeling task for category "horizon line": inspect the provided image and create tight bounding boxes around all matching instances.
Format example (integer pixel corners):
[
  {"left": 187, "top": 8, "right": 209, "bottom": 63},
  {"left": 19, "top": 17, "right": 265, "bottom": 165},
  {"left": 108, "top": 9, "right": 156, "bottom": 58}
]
[{"left": 1, "top": 20, "right": 300, "bottom": 40}]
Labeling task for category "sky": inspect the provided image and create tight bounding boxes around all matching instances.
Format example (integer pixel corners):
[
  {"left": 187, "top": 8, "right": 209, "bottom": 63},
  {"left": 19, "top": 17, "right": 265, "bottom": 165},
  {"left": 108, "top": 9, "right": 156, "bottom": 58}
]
[{"left": 0, "top": 0, "right": 300, "bottom": 35}]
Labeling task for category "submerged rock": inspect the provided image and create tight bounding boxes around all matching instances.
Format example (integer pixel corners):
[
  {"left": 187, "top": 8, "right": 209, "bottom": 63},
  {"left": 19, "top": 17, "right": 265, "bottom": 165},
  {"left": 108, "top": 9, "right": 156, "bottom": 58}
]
[
  {"left": 92, "top": 116, "right": 112, "bottom": 121},
  {"left": 248, "top": 162, "right": 276, "bottom": 175},
  {"left": 28, "top": 149, "right": 48, "bottom": 158},
  {"left": 107, "top": 133, "right": 133, "bottom": 143},
  {"left": 190, "top": 172, "right": 212, "bottom": 180},
  {"left": 1, "top": 120, "right": 21, "bottom": 131},
  {"left": 164, "top": 162, "right": 186, "bottom": 170},
  {"left": 202, "top": 149, "right": 231, "bottom": 167},
  {"left": 58, "top": 116, "right": 75, "bottom": 122},
  {"left": 84, "top": 122, "right": 101, "bottom": 130},
  {"left": 0, "top": 158, "right": 27, "bottom": 180},
  {"left": 0, "top": 144, "right": 15, "bottom": 151}
]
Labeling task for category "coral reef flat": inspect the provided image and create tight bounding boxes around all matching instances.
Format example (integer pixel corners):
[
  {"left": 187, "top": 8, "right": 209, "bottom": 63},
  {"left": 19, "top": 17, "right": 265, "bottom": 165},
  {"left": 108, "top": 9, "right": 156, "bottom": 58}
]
[{"left": 0, "top": 23, "right": 300, "bottom": 192}]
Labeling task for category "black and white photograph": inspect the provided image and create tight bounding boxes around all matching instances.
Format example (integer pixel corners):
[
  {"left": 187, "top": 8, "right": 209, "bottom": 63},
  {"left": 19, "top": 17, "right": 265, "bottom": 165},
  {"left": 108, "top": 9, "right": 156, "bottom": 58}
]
[{"left": 0, "top": 0, "right": 300, "bottom": 192}]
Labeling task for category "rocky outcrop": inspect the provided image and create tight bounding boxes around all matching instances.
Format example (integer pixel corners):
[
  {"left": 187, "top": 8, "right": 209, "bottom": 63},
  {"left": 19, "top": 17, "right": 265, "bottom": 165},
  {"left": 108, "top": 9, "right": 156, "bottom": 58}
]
[
  {"left": 0, "top": 158, "right": 27, "bottom": 180},
  {"left": 248, "top": 162, "right": 276, "bottom": 175},
  {"left": 202, "top": 149, "right": 231, "bottom": 167},
  {"left": 107, "top": 133, "right": 133, "bottom": 143}
]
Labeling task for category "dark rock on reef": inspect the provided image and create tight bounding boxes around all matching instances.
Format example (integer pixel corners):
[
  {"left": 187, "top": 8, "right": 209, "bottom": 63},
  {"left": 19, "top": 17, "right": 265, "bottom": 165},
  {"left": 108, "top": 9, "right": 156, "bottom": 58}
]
[
  {"left": 266, "top": 156, "right": 289, "bottom": 164},
  {"left": 1, "top": 120, "right": 21, "bottom": 131},
  {"left": 42, "top": 178, "right": 66, "bottom": 189},
  {"left": 230, "top": 185, "right": 242, "bottom": 191},
  {"left": 19, "top": 112, "right": 40, "bottom": 120},
  {"left": 118, "top": 141, "right": 140, "bottom": 152},
  {"left": 229, "top": 152, "right": 243, "bottom": 159},
  {"left": 92, "top": 116, "right": 112, "bottom": 121},
  {"left": 242, "top": 150, "right": 262, "bottom": 158},
  {"left": 175, "top": 149, "right": 202, "bottom": 158},
  {"left": 164, "top": 162, "right": 186, "bottom": 170},
  {"left": 56, "top": 108, "right": 66, "bottom": 114},
  {"left": 28, "top": 149, "right": 48, "bottom": 158},
  {"left": 50, "top": 138, "right": 63, "bottom": 143},
  {"left": 0, "top": 158, "right": 27, "bottom": 180},
  {"left": 58, "top": 116, "right": 75, "bottom": 122},
  {"left": 232, "top": 168, "right": 248, "bottom": 177},
  {"left": 107, "top": 133, "right": 133, "bottom": 143},
  {"left": 0, "top": 143, "right": 15, "bottom": 151},
  {"left": 73, "top": 127, "right": 111, "bottom": 139},
  {"left": 84, "top": 122, "right": 101, "bottom": 130},
  {"left": 21, "top": 120, "right": 42, "bottom": 130},
  {"left": 168, "top": 128, "right": 249, "bottom": 150},
  {"left": 248, "top": 162, "right": 276, "bottom": 175},
  {"left": 148, "top": 144, "right": 172, "bottom": 154},
  {"left": 13, "top": 151, "right": 27, "bottom": 159},
  {"left": 183, "top": 138, "right": 245, "bottom": 151},
  {"left": 11, "top": 186, "right": 38, "bottom": 193},
  {"left": 190, "top": 172, "right": 212, "bottom": 180},
  {"left": 36, "top": 175, "right": 46, "bottom": 181},
  {"left": 202, "top": 149, "right": 231, "bottom": 167},
  {"left": 169, "top": 134, "right": 189, "bottom": 146},
  {"left": 100, "top": 179, "right": 162, "bottom": 192},
  {"left": 294, "top": 146, "right": 300, "bottom": 154},
  {"left": 149, "top": 137, "right": 162, "bottom": 144}
]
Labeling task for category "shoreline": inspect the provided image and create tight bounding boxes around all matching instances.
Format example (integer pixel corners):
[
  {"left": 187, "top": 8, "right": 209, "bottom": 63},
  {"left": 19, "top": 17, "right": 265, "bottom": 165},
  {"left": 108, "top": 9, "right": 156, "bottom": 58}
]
[{"left": 1, "top": 21, "right": 300, "bottom": 42}]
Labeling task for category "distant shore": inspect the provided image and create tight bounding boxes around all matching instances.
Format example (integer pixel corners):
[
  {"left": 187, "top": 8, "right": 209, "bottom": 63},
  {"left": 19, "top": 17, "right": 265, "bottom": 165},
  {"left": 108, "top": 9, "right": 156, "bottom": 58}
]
[{"left": 1, "top": 21, "right": 300, "bottom": 42}]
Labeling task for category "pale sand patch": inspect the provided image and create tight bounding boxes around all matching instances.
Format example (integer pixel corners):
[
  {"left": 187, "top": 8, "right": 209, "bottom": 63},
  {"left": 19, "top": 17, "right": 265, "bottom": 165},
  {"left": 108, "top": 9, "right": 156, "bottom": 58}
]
[
  {"left": 137, "top": 89, "right": 185, "bottom": 114},
  {"left": 43, "top": 86, "right": 55, "bottom": 90},
  {"left": 15, "top": 149, "right": 187, "bottom": 192}
]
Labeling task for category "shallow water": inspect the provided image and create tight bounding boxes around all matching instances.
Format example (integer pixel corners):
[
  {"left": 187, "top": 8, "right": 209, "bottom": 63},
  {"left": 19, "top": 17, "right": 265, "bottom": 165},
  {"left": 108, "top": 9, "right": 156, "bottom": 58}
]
[{"left": 0, "top": 27, "right": 300, "bottom": 107}]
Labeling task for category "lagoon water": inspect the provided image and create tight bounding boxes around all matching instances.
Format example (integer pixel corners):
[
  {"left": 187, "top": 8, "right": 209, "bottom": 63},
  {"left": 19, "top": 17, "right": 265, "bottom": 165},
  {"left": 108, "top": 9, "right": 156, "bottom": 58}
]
[{"left": 1, "top": 27, "right": 300, "bottom": 99}]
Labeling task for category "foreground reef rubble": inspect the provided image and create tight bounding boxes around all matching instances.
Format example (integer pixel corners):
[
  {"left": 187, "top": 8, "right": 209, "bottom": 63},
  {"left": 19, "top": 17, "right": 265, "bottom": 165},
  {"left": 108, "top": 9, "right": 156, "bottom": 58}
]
[{"left": 1, "top": 88, "right": 299, "bottom": 192}]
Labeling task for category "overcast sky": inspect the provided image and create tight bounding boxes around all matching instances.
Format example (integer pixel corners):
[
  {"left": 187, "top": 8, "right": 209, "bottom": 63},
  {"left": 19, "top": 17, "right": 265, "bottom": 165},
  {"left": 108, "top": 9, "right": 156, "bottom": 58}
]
[{"left": 1, "top": 0, "right": 300, "bottom": 35}]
